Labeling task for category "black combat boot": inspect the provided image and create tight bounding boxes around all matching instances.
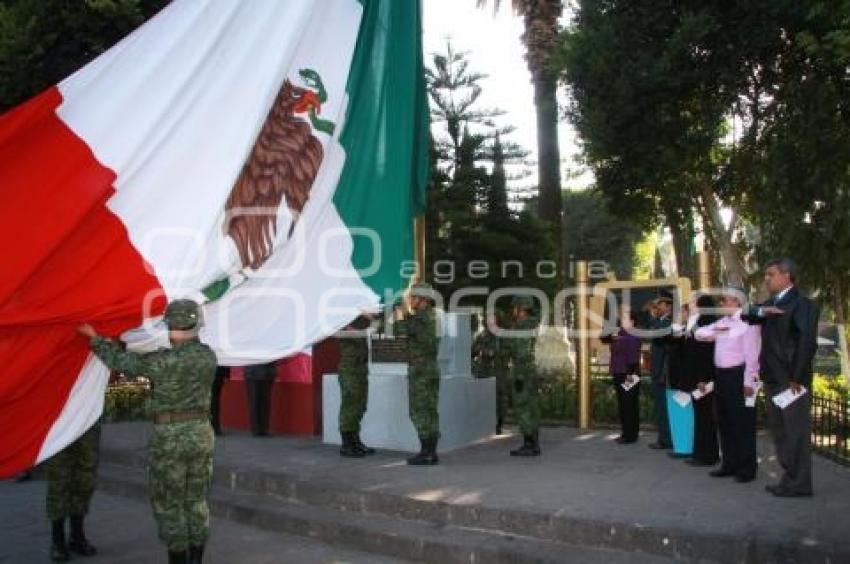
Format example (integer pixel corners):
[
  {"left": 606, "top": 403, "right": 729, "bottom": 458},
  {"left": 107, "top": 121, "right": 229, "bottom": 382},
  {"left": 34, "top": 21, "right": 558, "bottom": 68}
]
[
  {"left": 50, "top": 518, "right": 70, "bottom": 562},
  {"left": 168, "top": 548, "right": 188, "bottom": 564},
  {"left": 510, "top": 430, "right": 541, "bottom": 457},
  {"left": 407, "top": 437, "right": 439, "bottom": 465},
  {"left": 68, "top": 515, "right": 97, "bottom": 556},
  {"left": 188, "top": 544, "right": 205, "bottom": 564},
  {"left": 353, "top": 433, "right": 375, "bottom": 455},
  {"left": 340, "top": 432, "right": 366, "bottom": 458}
]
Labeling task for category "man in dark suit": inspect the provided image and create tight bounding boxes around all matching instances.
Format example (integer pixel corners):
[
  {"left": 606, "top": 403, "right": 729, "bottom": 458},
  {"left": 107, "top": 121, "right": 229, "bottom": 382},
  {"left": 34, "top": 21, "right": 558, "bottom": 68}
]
[
  {"left": 745, "top": 258, "right": 819, "bottom": 497},
  {"left": 648, "top": 295, "right": 674, "bottom": 450},
  {"left": 244, "top": 362, "right": 277, "bottom": 436}
]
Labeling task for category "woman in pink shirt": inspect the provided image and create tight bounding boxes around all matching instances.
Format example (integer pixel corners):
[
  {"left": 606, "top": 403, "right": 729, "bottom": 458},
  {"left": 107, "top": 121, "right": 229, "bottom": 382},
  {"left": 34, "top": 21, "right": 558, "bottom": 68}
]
[{"left": 695, "top": 288, "right": 761, "bottom": 483}]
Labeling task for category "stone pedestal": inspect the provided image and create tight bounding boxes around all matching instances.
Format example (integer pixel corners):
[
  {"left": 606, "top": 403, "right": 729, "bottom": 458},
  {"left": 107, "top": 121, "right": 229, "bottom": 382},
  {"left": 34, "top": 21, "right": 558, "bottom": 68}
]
[{"left": 322, "top": 312, "right": 497, "bottom": 453}]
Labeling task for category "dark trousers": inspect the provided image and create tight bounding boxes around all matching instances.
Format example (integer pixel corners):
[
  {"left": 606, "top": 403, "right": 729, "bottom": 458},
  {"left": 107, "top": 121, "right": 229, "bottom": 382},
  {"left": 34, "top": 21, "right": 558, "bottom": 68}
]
[
  {"left": 652, "top": 381, "right": 671, "bottom": 446},
  {"left": 246, "top": 378, "right": 274, "bottom": 436},
  {"left": 210, "top": 367, "right": 228, "bottom": 432},
  {"left": 764, "top": 383, "right": 813, "bottom": 494},
  {"left": 715, "top": 366, "right": 757, "bottom": 478},
  {"left": 613, "top": 375, "right": 640, "bottom": 442},
  {"left": 692, "top": 393, "right": 719, "bottom": 464}
]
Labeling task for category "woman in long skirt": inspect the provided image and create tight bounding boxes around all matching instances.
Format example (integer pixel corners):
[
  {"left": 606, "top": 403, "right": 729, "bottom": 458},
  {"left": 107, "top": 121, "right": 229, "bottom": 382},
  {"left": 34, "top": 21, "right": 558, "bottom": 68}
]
[
  {"left": 683, "top": 294, "right": 720, "bottom": 466},
  {"left": 666, "top": 304, "right": 694, "bottom": 458}
]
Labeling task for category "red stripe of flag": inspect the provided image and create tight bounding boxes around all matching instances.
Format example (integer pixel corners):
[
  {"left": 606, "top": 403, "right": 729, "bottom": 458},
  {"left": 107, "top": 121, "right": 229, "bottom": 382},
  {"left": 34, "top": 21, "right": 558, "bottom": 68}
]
[{"left": 0, "top": 88, "right": 166, "bottom": 477}]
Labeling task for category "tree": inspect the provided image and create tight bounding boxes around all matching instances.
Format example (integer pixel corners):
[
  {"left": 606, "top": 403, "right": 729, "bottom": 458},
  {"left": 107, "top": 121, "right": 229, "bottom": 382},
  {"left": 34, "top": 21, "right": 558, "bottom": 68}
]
[
  {"left": 558, "top": 1, "right": 781, "bottom": 286},
  {"left": 562, "top": 189, "right": 642, "bottom": 281},
  {"left": 476, "top": 1, "right": 564, "bottom": 240},
  {"left": 424, "top": 43, "right": 556, "bottom": 307},
  {"left": 0, "top": 0, "right": 169, "bottom": 111},
  {"left": 559, "top": 0, "right": 850, "bottom": 319}
]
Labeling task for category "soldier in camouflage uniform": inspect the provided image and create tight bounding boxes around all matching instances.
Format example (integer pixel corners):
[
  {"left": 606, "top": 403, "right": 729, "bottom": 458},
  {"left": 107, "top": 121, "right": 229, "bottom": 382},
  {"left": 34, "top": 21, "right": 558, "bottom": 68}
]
[
  {"left": 79, "top": 299, "right": 217, "bottom": 564},
  {"left": 337, "top": 314, "right": 376, "bottom": 457},
  {"left": 472, "top": 312, "right": 511, "bottom": 435},
  {"left": 396, "top": 283, "right": 441, "bottom": 465},
  {"left": 508, "top": 296, "right": 542, "bottom": 456},
  {"left": 45, "top": 421, "right": 101, "bottom": 561}
]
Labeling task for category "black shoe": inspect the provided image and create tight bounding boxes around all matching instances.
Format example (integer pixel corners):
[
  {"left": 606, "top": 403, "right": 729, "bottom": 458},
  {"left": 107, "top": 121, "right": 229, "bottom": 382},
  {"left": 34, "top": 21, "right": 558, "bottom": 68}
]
[
  {"left": 648, "top": 442, "right": 671, "bottom": 450},
  {"left": 765, "top": 484, "right": 812, "bottom": 497},
  {"left": 188, "top": 544, "right": 205, "bottom": 564},
  {"left": 212, "top": 426, "right": 223, "bottom": 437},
  {"left": 353, "top": 434, "right": 375, "bottom": 455},
  {"left": 14, "top": 470, "right": 32, "bottom": 482},
  {"left": 50, "top": 519, "right": 70, "bottom": 562},
  {"left": 510, "top": 431, "right": 541, "bottom": 456},
  {"left": 340, "top": 432, "right": 366, "bottom": 458},
  {"left": 69, "top": 515, "right": 96, "bottom": 556},
  {"left": 496, "top": 418, "right": 503, "bottom": 436},
  {"left": 407, "top": 437, "right": 439, "bottom": 465},
  {"left": 169, "top": 549, "right": 188, "bottom": 564},
  {"left": 667, "top": 452, "right": 690, "bottom": 459},
  {"left": 710, "top": 467, "right": 736, "bottom": 478},
  {"left": 50, "top": 543, "right": 70, "bottom": 562}
]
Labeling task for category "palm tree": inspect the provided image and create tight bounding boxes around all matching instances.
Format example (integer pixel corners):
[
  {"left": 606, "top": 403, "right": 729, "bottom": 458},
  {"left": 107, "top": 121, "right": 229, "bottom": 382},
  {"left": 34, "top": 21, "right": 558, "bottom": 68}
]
[{"left": 476, "top": 0, "right": 563, "bottom": 230}]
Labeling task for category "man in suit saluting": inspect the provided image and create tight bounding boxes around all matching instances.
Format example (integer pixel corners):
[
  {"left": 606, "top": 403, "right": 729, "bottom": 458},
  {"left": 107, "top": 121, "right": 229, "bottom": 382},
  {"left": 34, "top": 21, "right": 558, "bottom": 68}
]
[{"left": 745, "top": 258, "right": 819, "bottom": 497}]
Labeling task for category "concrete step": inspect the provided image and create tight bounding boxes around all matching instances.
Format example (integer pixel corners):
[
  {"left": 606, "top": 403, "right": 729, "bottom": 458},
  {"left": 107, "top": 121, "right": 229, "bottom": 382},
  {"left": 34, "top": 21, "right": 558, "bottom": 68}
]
[
  {"left": 98, "top": 462, "right": 674, "bottom": 564},
  {"left": 100, "top": 447, "right": 845, "bottom": 563}
]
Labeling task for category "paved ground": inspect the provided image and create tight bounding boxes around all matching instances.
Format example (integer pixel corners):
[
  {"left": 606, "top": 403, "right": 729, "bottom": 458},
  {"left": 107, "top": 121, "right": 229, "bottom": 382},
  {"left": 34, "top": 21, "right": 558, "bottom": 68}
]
[
  {"left": 0, "top": 479, "right": 409, "bottom": 564},
  {"left": 102, "top": 423, "right": 850, "bottom": 550},
  {"left": 5, "top": 424, "right": 849, "bottom": 562}
]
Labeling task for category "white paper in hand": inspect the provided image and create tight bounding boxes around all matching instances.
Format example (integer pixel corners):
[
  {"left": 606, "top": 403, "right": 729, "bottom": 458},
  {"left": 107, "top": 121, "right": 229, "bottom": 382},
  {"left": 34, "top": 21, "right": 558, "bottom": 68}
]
[
  {"left": 621, "top": 374, "right": 639, "bottom": 392},
  {"left": 744, "top": 381, "right": 762, "bottom": 408},
  {"left": 672, "top": 390, "right": 692, "bottom": 408},
  {"left": 772, "top": 386, "right": 808, "bottom": 410},
  {"left": 691, "top": 382, "right": 714, "bottom": 400}
]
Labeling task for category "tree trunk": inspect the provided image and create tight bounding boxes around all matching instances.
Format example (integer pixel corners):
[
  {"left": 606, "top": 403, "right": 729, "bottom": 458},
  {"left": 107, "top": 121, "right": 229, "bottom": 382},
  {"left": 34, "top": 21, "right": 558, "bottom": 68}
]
[
  {"left": 532, "top": 76, "right": 564, "bottom": 286},
  {"left": 534, "top": 77, "right": 562, "bottom": 224},
  {"left": 698, "top": 185, "right": 748, "bottom": 287},
  {"left": 834, "top": 279, "right": 848, "bottom": 324},
  {"left": 663, "top": 203, "right": 694, "bottom": 281}
]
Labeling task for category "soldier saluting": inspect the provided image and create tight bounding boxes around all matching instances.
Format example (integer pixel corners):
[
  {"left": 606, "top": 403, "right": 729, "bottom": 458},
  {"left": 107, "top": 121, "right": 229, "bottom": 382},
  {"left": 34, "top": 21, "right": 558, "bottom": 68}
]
[{"left": 78, "top": 299, "right": 217, "bottom": 564}]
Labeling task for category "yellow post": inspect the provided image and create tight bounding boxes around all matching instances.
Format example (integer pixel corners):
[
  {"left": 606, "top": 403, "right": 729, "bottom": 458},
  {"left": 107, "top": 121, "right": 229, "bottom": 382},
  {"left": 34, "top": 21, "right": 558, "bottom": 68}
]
[
  {"left": 576, "top": 261, "right": 591, "bottom": 429},
  {"left": 414, "top": 215, "right": 426, "bottom": 283},
  {"left": 697, "top": 251, "right": 711, "bottom": 291}
]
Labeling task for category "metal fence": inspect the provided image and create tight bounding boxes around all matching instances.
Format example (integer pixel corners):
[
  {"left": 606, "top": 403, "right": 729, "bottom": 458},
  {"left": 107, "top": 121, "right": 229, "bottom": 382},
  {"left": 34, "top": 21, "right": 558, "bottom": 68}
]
[
  {"left": 535, "top": 367, "right": 850, "bottom": 468},
  {"left": 812, "top": 394, "right": 850, "bottom": 466}
]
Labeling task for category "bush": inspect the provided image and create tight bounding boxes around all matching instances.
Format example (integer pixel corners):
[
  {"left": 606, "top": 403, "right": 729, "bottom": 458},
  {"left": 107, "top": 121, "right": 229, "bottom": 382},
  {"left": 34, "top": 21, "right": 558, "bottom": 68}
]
[
  {"left": 812, "top": 374, "right": 849, "bottom": 401},
  {"left": 104, "top": 380, "right": 151, "bottom": 422}
]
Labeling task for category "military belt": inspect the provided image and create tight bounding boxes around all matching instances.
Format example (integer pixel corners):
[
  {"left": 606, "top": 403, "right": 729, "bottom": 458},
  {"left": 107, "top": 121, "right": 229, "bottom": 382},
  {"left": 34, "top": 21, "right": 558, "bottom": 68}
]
[{"left": 153, "top": 410, "right": 209, "bottom": 425}]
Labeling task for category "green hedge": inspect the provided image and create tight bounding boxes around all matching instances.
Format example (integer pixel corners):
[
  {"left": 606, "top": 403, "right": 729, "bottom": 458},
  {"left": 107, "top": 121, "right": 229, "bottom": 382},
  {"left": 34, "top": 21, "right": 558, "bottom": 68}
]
[{"left": 103, "top": 381, "right": 151, "bottom": 423}]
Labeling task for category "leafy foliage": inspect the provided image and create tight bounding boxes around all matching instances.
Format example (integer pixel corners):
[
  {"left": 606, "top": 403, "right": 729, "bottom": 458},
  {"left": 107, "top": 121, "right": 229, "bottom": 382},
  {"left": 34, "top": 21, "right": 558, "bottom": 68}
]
[{"left": 0, "top": 0, "right": 169, "bottom": 111}]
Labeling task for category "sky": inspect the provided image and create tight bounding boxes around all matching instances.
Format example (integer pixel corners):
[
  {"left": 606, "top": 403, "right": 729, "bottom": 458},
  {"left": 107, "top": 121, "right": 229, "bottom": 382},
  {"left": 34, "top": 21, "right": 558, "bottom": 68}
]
[{"left": 421, "top": 0, "right": 593, "bottom": 190}]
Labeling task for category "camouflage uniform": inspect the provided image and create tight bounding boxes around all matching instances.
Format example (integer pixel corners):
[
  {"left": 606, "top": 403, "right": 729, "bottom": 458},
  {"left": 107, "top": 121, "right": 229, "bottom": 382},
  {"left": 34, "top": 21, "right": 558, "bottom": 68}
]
[
  {"left": 510, "top": 314, "right": 541, "bottom": 436},
  {"left": 337, "top": 316, "right": 370, "bottom": 434},
  {"left": 473, "top": 327, "right": 511, "bottom": 432},
  {"left": 399, "top": 304, "right": 440, "bottom": 441},
  {"left": 89, "top": 301, "right": 217, "bottom": 557},
  {"left": 45, "top": 420, "right": 102, "bottom": 561},
  {"left": 507, "top": 297, "right": 541, "bottom": 456},
  {"left": 46, "top": 422, "right": 101, "bottom": 521}
]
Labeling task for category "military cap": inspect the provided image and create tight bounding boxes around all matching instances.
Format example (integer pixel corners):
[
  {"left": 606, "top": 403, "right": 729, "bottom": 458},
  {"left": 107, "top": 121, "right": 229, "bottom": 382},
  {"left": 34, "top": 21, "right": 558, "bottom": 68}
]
[
  {"left": 410, "top": 282, "right": 433, "bottom": 293},
  {"left": 163, "top": 299, "right": 202, "bottom": 330}
]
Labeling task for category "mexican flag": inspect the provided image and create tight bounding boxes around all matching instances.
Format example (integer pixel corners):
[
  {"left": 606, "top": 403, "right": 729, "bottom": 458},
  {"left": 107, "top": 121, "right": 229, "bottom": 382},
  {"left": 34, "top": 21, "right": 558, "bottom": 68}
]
[{"left": 0, "top": 0, "right": 429, "bottom": 477}]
